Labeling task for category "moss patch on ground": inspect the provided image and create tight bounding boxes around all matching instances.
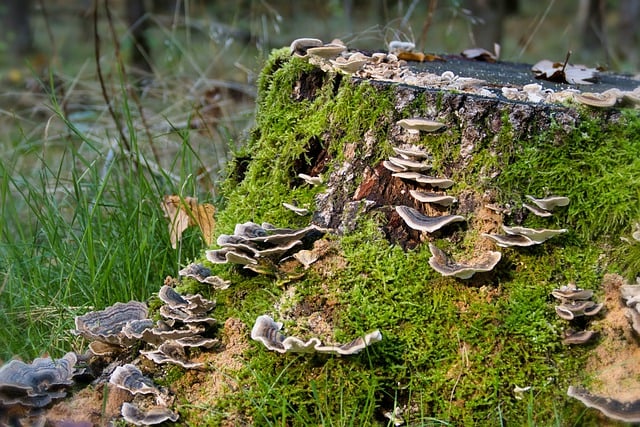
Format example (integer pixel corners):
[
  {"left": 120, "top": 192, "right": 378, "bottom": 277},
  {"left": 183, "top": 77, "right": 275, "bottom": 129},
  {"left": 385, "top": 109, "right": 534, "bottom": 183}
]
[{"left": 177, "top": 49, "right": 639, "bottom": 425}]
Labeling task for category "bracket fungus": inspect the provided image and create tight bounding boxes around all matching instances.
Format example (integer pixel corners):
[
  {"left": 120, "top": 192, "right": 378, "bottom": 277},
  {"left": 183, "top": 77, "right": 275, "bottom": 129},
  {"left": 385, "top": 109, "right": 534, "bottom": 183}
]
[
  {"left": 110, "top": 364, "right": 159, "bottom": 396},
  {"left": 250, "top": 315, "right": 382, "bottom": 355},
  {"left": 289, "top": 37, "right": 323, "bottom": 57},
  {"left": 483, "top": 225, "right": 566, "bottom": 248},
  {"left": 74, "top": 301, "right": 149, "bottom": 351},
  {"left": 525, "top": 194, "right": 570, "bottom": 209},
  {"left": 396, "top": 118, "right": 445, "bottom": 134},
  {"left": 387, "top": 156, "right": 432, "bottom": 172},
  {"left": 206, "top": 221, "right": 327, "bottom": 273},
  {"left": 392, "top": 172, "right": 454, "bottom": 188},
  {"left": 395, "top": 205, "right": 465, "bottom": 233},
  {"left": 620, "top": 281, "right": 640, "bottom": 335},
  {"left": 0, "top": 352, "right": 77, "bottom": 409},
  {"left": 178, "top": 263, "right": 231, "bottom": 290},
  {"left": 409, "top": 190, "right": 457, "bottom": 207},
  {"left": 121, "top": 402, "right": 180, "bottom": 426},
  {"left": 551, "top": 283, "right": 601, "bottom": 345},
  {"left": 428, "top": 243, "right": 502, "bottom": 279},
  {"left": 567, "top": 386, "right": 640, "bottom": 423}
]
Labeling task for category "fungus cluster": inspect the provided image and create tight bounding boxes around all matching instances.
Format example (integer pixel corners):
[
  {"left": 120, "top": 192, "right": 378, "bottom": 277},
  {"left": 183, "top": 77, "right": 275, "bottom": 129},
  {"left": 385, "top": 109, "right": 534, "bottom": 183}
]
[
  {"left": 552, "top": 284, "right": 602, "bottom": 345},
  {"left": 139, "top": 285, "right": 217, "bottom": 369},
  {"left": 250, "top": 315, "right": 381, "bottom": 355},
  {"left": 205, "top": 221, "right": 327, "bottom": 274},
  {"left": 178, "top": 263, "right": 230, "bottom": 289},
  {"left": 0, "top": 352, "right": 78, "bottom": 412},
  {"left": 621, "top": 279, "right": 640, "bottom": 336},
  {"left": 110, "top": 364, "right": 178, "bottom": 426}
]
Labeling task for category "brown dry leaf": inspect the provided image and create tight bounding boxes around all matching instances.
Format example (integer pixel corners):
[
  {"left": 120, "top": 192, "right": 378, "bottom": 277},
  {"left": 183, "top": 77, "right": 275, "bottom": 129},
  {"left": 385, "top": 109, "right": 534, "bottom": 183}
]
[
  {"left": 462, "top": 44, "right": 500, "bottom": 62},
  {"left": 397, "top": 51, "right": 444, "bottom": 62},
  {"left": 531, "top": 55, "right": 598, "bottom": 85},
  {"left": 161, "top": 195, "right": 216, "bottom": 248}
]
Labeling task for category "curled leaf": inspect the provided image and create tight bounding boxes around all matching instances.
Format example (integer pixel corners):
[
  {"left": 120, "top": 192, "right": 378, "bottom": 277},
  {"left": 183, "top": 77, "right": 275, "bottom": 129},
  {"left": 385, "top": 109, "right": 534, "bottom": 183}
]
[{"left": 161, "top": 195, "right": 215, "bottom": 249}]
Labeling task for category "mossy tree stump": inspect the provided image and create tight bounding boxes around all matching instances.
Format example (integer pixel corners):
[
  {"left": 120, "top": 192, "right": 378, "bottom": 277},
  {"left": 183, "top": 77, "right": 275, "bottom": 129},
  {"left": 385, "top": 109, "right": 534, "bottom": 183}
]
[{"left": 207, "top": 49, "right": 640, "bottom": 425}]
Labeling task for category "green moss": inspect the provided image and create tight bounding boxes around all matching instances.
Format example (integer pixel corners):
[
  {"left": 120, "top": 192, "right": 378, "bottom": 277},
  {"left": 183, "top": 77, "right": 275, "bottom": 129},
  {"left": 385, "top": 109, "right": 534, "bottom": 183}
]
[{"left": 204, "top": 48, "right": 640, "bottom": 425}]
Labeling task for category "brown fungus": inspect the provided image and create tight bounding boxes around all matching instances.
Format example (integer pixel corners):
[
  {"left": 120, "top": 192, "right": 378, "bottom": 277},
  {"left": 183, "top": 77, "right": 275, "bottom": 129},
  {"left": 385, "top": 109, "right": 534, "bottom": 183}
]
[
  {"left": 395, "top": 206, "right": 465, "bottom": 233},
  {"left": 562, "top": 329, "right": 597, "bottom": 345},
  {"left": 574, "top": 89, "right": 621, "bottom": 108},
  {"left": 482, "top": 233, "right": 537, "bottom": 248},
  {"left": 428, "top": 243, "right": 502, "bottom": 279}
]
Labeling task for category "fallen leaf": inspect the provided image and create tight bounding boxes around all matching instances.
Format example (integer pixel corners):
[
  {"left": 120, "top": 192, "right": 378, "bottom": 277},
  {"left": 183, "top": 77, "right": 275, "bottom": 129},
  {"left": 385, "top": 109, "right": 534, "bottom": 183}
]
[
  {"left": 531, "top": 52, "right": 598, "bottom": 85},
  {"left": 462, "top": 43, "right": 500, "bottom": 62},
  {"left": 161, "top": 195, "right": 216, "bottom": 248},
  {"left": 397, "top": 51, "right": 445, "bottom": 62}
]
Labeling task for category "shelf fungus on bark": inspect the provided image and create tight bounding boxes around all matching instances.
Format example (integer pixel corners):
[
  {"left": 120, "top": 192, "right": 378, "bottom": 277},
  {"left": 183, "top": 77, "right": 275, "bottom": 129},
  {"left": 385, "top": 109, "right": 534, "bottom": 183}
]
[
  {"left": 289, "top": 38, "right": 323, "bottom": 57},
  {"left": 206, "top": 222, "right": 327, "bottom": 275},
  {"left": 178, "top": 263, "right": 231, "bottom": 290},
  {"left": 387, "top": 156, "right": 432, "bottom": 172},
  {"left": 620, "top": 280, "right": 640, "bottom": 335},
  {"left": 551, "top": 283, "right": 601, "bottom": 345},
  {"left": 306, "top": 42, "right": 347, "bottom": 59},
  {"left": 523, "top": 195, "right": 570, "bottom": 217},
  {"left": 73, "top": 301, "right": 149, "bottom": 353},
  {"left": 428, "top": 243, "right": 502, "bottom": 279},
  {"left": 562, "top": 329, "right": 597, "bottom": 345},
  {"left": 110, "top": 364, "right": 160, "bottom": 396},
  {"left": 482, "top": 225, "right": 567, "bottom": 248},
  {"left": 392, "top": 145, "right": 431, "bottom": 160},
  {"left": 396, "top": 118, "right": 445, "bottom": 135},
  {"left": 0, "top": 352, "right": 77, "bottom": 408},
  {"left": 567, "top": 386, "right": 640, "bottom": 423},
  {"left": 392, "top": 172, "right": 454, "bottom": 188},
  {"left": 409, "top": 190, "right": 457, "bottom": 206},
  {"left": 250, "top": 315, "right": 382, "bottom": 355},
  {"left": 121, "top": 402, "right": 180, "bottom": 426},
  {"left": 396, "top": 205, "right": 465, "bottom": 233},
  {"left": 283, "top": 202, "right": 311, "bottom": 216}
]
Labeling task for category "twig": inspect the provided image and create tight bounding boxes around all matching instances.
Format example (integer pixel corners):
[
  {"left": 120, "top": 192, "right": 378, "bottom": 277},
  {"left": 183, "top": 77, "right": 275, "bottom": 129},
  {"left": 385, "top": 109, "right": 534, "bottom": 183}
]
[
  {"left": 93, "top": 0, "right": 131, "bottom": 153},
  {"left": 417, "top": 0, "right": 438, "bottom": 52}
]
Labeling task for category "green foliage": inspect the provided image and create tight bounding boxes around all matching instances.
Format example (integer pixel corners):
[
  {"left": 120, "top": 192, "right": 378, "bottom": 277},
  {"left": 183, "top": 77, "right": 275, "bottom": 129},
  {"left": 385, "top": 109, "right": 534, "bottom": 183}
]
[{"left": 0, "top": 99, "right": 207, "bottom": 361}]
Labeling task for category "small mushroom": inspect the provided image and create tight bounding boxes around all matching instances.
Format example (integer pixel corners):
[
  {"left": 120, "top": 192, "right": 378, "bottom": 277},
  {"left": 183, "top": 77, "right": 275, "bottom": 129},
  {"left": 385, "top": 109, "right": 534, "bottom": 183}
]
[
  {"left": 396, "top": 118, "right": 445, "bottom": 134},
  {"left": 409, "top": 190, "right": 457, "bottom": 206},
  {"left": 121, "top": 402, "right": 179, "bottom": 426},
  {"left": 428, "top": 243, "right": 502, "bottom": 279},
  {"left": 329, "top": 56, "right": 369, "bottom": 73},
  {"left": 388, "top": 40, "right": 416, "bottom": 54},
  {"left": 562, "top": 330, "right": 597, "bottom": 345},
  {"left": 525, "top": 195, "right": 570, "bottom": 211},
  {"left": 567, "top": 386, "right": 640, "bottom": 423},
  {"left": 551, "top": 284, "right": 594, "bottom": 302},
  {"left": 395, "top": 205, "right": 465, "bottom": 233},
  {"left": 293, "top": 249, "right": 320, "bottom": 269}
]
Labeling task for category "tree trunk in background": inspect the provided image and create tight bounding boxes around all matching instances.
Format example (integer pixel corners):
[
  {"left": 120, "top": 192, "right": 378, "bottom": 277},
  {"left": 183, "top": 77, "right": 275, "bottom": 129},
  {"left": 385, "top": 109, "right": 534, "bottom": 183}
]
[
  {"left": 126, "top": 0, "right": 152, "bottom": 74},
  {"left": 617, "top": 0, "right": 640, "bottom": 70},
  {"left": 1, "top": 0, "right": 33, "bottom": 59},
  {"left": 465, "top": 0, "right": 506, "bottom": 49},
  {"left": 578, "top": 0, "right": 608, "bottom": 63}
]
